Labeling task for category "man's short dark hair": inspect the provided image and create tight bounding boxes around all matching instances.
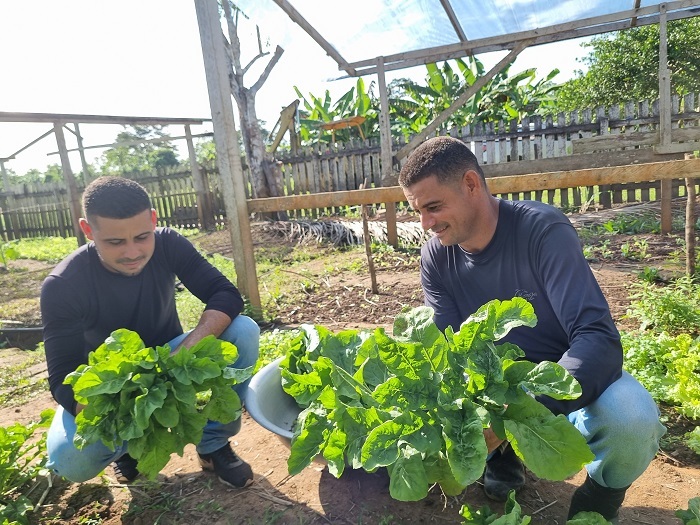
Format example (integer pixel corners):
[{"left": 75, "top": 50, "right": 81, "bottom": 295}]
[
  {"left": 398, "top": 136, "right": 485, "bottom": 188},
  {"left": 82, "top": 176, "right": 152, "bottom": 221}
]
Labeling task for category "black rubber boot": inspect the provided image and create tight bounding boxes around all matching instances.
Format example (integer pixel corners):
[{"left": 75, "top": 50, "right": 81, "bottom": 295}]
[
  {"left": 567, "top": 475, "right": 629, "bottom": 521},
  {"left": 483, "top": 442, "right": 526, "bottom": 501}
]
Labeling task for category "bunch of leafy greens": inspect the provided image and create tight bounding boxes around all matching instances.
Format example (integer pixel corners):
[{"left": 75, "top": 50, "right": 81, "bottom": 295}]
[
  {"left": 280, "top": 298, "right": 594, "bottom": 501},
  {"left": 0, "top": 409, "right": 53, "bottom": 525},
  {"left": 64, "top": 329, "right": 252, "bottom": 479}
]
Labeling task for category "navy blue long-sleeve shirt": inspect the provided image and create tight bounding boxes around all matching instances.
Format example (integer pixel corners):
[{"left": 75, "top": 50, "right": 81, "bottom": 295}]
[
  {"left": 41, "top": 227, "right": 243, "bottom": 415},
  {"left": 420, "top": 199, "right": 622, "bottom": 415}
]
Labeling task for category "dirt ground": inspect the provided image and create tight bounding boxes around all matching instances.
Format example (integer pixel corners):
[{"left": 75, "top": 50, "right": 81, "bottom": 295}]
[{"left": 1, "top": 204, "right": 699, "bottom": 525}]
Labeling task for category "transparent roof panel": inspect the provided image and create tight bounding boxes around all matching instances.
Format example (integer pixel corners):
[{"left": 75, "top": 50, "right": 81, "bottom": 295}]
[{"left": 279, "top": 0, "right": 679, "bottom": 68}]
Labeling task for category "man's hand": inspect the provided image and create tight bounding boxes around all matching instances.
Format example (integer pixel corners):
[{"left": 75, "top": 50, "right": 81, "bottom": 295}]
[{"left": 484, "top": 427, "right": 505, "bottom": 454}]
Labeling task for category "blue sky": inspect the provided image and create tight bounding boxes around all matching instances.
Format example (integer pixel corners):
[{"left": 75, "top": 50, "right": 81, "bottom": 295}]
[{"left": 0, "top": 1, "right": 590, "bottom": 176}]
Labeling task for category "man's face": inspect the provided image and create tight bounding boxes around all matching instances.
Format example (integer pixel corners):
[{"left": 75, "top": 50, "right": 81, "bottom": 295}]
[
  {"left": 79, "top": 209, "right": 157, "bottom": 276},
  {"left": 403, "top": 172, "right": 480, "bottom": 248}
]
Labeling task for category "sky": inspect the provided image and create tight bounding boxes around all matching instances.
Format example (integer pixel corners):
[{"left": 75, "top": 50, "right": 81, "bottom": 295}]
[{"left": 0, "top": 1, "right": 592, "bottom": 176}]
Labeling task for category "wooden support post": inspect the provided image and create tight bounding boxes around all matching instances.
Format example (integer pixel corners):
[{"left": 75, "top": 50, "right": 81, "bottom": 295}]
[
  {"left": 684, "top": 154, "right": 696, "bottom": 276},
  {"left": 74, "top": 123, "right": 92, "bottom": 185},
  {"left": 53, "top": 122, "right": 86, "bottom": 245},
  {"left": 185, "top": 124, "right": 214, "bottom": 231},
  {"left": 194, "top": 0, "right": 261, "bottom": 313},
  {"left": 659, "top": 5, "right": 673, "bottom": 234},
  {"left": 360, "top": 180, "right": 378, "bottom": 294},
  {"left": 0, "top": 160, "right": 19, "bottom": 241},
  {"left": 377, "top": 57, "right": 398, "bottom": 248}
]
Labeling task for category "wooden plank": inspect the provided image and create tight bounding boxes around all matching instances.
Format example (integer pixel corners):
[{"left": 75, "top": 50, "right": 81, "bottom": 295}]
[{"left": 247, "top": 158, "right": 700, "bottom": 213}]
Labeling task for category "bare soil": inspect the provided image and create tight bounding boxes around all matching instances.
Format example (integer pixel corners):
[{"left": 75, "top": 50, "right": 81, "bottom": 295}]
[{"left": 1, "top": 206, "right": 699, "bottom": 525}]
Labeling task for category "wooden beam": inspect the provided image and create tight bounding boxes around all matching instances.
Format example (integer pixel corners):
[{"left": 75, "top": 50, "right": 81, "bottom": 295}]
[
  {"left": 659, "top": 5, "right": 673, "bottom": 234},
  {"left": 53, "top": 123, "right": 86, "bottom": 245},
  {"left": 195, "top": 0, "right": 261, "bottom": 311},
  {"left": 271, "top": 0, "right": 356, "bottom": 76},
  {"left": 377, "top": 57, "right": 398, "bottom": 248},
  {"left": 246, "top": 158, "right": 700, "bottom": 213},
  {"left": 0, "top": 112, "right": 209, "bottom": 125},
  {"left": 573, "top": 127, "right": 700, "bottom": 154},
  {"left": 343, "top": 1, "right": 700, "bottom": 75},
  {"left": 46, "top": 132, "right": 214, "bottom": 155}
]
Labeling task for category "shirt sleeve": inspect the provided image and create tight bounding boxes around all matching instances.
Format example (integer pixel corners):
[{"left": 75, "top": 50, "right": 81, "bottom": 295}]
[
  {"left": 532, "top": 222, "right": 623, "bottom": 415},
  {"left": 41, "top": 274, "right": 87, "bottom": 415},
  {"left": 163, "top": 229, "right": 244, "bottom": 321}
]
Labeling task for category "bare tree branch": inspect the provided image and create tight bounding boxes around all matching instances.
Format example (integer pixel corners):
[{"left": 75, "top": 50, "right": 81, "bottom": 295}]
[
  {"left": 221, "top": 0, "right": 243, "bottom": 72},
  {"left": 250, "top": 45, "right": 285, "bottom": 96}
]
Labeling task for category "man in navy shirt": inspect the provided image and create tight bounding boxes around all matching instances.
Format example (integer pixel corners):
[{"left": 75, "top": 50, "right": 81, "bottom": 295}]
[
  {"left": 398, "top": 136, "right": 665, "bottom": 521},
  {"left": 42, "top": 176, "right": 259, "bottom": 488}
]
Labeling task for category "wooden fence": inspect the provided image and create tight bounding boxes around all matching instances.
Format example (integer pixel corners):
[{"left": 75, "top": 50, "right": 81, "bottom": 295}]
[{"left": 2, "top": 94, "right": 700, "bottom": 240}]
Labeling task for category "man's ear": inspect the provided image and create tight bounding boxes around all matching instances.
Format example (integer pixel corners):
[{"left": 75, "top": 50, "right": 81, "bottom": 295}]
[
  {"left": 462, "top": 169, "right": 481, "bottom": 192},
  {"left": 79, "top": 218, "right": 94, "bottom": 240},
  {"left": 150, "top": 209, "right": 157, "bottom": 228}
]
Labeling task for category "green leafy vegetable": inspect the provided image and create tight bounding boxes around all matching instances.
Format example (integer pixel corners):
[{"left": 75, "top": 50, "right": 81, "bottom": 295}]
[
  {"left": 0, "top": 409, "right": 54, "bottom": 525},
  {"left": 280, "top": 298, "right": 594, "bottom": 501},
  {"left": 64, "top": 329, "right": 253, "bottom": 479},
  {"left": 676, "top": 497, "right": 700, "bottom": 525}
]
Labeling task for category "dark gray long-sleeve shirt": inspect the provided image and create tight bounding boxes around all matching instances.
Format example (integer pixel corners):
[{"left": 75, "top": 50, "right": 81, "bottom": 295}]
[
  {"left": 41, "top": 227, "right": 243, "bottom": 415},
  {"left": 420, "top": 199, "right": 622, "bottom": 414}
]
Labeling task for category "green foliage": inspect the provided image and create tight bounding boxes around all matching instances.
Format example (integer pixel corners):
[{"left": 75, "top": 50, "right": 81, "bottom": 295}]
[
  {"left": 556, "top": 18, "right": 700, "bottom": 111},
  {"left": 686, "top": 427, "right": 700, "bottom": 456},
  {"left": 625, "top": 276, "right": 700, "bottom": 336},
  {"left": 100, "top": 125, "right": 181, "bottom": 175},
  {"left": 280, "top": 298, "right": 593, "bottom": 502},
  {"left": 294, "top": 78, "right": 378, "bottom": 145},
  {"left": 676, "top": 497, "right": 700, "bottom": 525},
  {"left": 459, "top": 491, "right": 614, "bottom": 524},
  {"left": 389, "top": 57, "right": 560, "bottom": 138},
  {"left": 64, "top": 329, "right": 253, "bottom": 479},
  {"left": 622, "top": 330, "right": 700, "bottom": 419},
  {"left": 0, "top": 242, "right": 20, "bottom": 270},
  {"left": 0, "top": 409, "right": 54, "bottom": 525},
  {"left": 1, "top": 237, "right": 78, "bottom": 264}
]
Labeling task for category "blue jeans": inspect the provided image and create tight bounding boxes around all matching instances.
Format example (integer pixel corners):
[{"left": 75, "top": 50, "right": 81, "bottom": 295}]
[
  {"left": 46, "top": 315, "right": 260, "bottom": 482},
  {"left": 568, "top": 371, "right": 666, "bottom": 489}
]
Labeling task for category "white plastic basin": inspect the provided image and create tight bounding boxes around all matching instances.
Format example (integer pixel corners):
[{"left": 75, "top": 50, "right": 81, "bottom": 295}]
[{"left": 246, "top": 356, "right": 300, "bottom": 446}]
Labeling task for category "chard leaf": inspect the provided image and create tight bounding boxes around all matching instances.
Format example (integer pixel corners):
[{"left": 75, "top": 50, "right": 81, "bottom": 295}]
[
  {"left": 440, "top": 402, "right": 487, "bottom": 487},
  {"left": 281, "top": 369, "right": 323, "bottom": 406},
  {"left": 129, "top": 423, "right": 179, "bottom": 480},
  {"left": 504, "top": 360, "right": 582, "bottom": 400},
  {"left": 361, "top": 412, "right": 423, "bottom": 470},
  {"left": 67, "top": 368, "right": 131, "bottom": 401},
  {"left": 503, "top": 392, "right": 594, "bottom": 480},
  {"left": 323, "top": 427, "right": 347, "bottom": 477},
  {"left": 372, "top": 376, "right": 437, "bottom": 411},
  {"left": 287, "top": 406, "right": 332, "bottom": 475},
  {"left": 202, "top": 381, "right": 241, "bottom": 424},
  {"left": 386, "top": 446, "right": 428, "bottom": 501},
  {"left": 375, "top": 331, "right": 429, "bottom": 380},
  {"left": 133, "top": 381, "right": 168, "bottom": 432},
  {"left": 423, "top": 455, "right": 465, "bottom": 496},
  {"left": 153, "top": 396, "right": 180, "bottom": 428},
  {"left": 343, "top": 406, "right": 391, "bottom": 468},
  {"left": 169, "top": 352, "right": 222, "bottom": 385}
]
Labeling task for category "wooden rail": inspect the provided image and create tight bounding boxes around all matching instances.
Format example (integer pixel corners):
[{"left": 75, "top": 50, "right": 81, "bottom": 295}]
[{"left": 247, "top": 158, "right": 700, "bottom": 213}]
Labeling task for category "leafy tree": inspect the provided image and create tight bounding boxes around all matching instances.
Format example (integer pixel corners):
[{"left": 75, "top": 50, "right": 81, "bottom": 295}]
[
  {"left": 99, "top": 125, "right": 180, "bottom": 175},
  {"left": 294, "top": 77, "right": 378, "bottom": 145},
  {"left": 389, "top": 56, "right": 560, "bottom": 137},
  {"left": 555, "top": 17, "right": 700, "bottom": 111}
]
